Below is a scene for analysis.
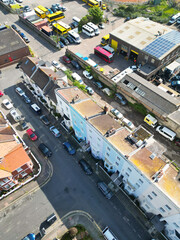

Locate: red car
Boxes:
[62,55,71,64]
[175,138,180,147]
[0,91,3,97]
[26,128,37,141]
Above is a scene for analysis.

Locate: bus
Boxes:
[82,0,99,7]
[53,23,67,35]
[57,21,71,32]
[101,34,109,46]
[94,46,113,63]
[46,11,65,22]
[68,30,81,44]
[37,5,49,15]
[34,7,46,18]
[82,24,95,37]
[87,22,99,35]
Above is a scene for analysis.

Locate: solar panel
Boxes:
[143,30,180,58]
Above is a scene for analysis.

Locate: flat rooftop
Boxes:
[73,99,103,118]
[89,114,121,135]
[0,28,27,56]
[130,146,180,206]
[108,128,136,156]
[57,87,88,103]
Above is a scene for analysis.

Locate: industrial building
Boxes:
[109,17,180,78]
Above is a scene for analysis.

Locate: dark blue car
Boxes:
[63,142,76,155]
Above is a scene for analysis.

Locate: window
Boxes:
[127,186,131,191]
[98,138,101,142]
[66,107,68,111]
[173,223,179,228]
[21,172,28,177]
[107,147,110,151]
[80,121,83,125]
[115,162,119,166]
[74,121,77,126]
[123,80,129,85]
[3,178,9,183]
[151,59,155,64]
[125,172,129,177]
[152,191,157,197]
[127,168,132,173]
[105,163,109,167]
[117,156,120,161]
[145,204,150,209]
[159,207,165,213]
[9,182,15,187]
[138,179,143,184]
[0,181,5,186]
[136,183,140,188]
[4,185,10,189]
[148,195,153,200]
[106,152,109,157]
[165,205,171,211]
[89,135,92,139]
[89,129,92,133]
[59,100,62,105]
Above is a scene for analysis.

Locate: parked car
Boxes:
[71,21,78,29]
[15,87,25,96]
[86,86,94,95]
[175,138,180,147]
[52,60,61,70]
[79,159,93,175]
[60,36,69,45]
[11,24,17,30]
[63,142,76,155]
[23,5,31,12]
[23,36,30,43]
[93,81,103,89]
[97,181,113,199]
[16,29,21,34]
[83,70,93,80]
[22,233,35,240]
[59,41,65,48]
[66,35,74,44]
[16,0,23,3]
[55,3,62,10]
[62,55,71,64]
[0,91,3,97]
[110,108,123,119]
[20,32,25,38]
[19,120,28,130]
[22,94,31,104]
[71,60,81,70]
[49,126,61,137]
[40,115,50,125]
[115,93,127,105]
[51,4,57,12]
[98,23,105,29]
[47,8,53,14]
[38,143,52,157]
[122,118,134,129]
[26,128,37,141]
[2,99,13,109]
[102,88,112,96]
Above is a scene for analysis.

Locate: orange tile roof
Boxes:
[0,144,32,172]
[0,169,12,179]
[0,141,19,158]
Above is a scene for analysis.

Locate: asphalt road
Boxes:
[0,66,152,240]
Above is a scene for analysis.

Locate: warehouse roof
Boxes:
[110,17,180,60]
[0,28,27,56]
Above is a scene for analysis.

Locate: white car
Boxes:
[102,88,112,96]
[16,0,23,2]
[15,87,25,96]
[83,70,93,80]
[2,99,13,109]
[72,72,84,85]
[122,118,134,129]
[52,60,61,70]
[110,108,123,119]
[86,86,94,95]
[49,126,61,137]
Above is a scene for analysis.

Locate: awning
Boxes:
[63,114,70,120]
[131,50,139,55]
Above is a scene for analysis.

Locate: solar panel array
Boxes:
[143,30,180,59]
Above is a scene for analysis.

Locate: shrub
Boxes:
[69,227,78,237]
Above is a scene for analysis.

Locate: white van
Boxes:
[30,103,41,114]
[72,16,80,23]
[168,13,180,24]
[68,30,81,44]
[72,72,84,85]
[82,25,95,37]
[87,22,100,35]
[156,126,176,141]
[10,108,22,122]
[103,227,118,240]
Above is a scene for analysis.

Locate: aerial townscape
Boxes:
[0,0,180,239]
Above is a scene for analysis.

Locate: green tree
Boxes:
[88,6,103,24]
[78,15,93,31]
